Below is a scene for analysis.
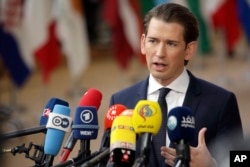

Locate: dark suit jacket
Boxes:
[108,71,243,167]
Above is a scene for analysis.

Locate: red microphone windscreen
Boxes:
[104,104,127,130]
[78,88,102,110]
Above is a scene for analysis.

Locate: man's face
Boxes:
[141,18,196,86]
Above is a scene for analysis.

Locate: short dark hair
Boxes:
[143,3,199,45]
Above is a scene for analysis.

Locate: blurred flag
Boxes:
[54,0,90,81]
[208,0,241,53]
[24,0,61,84]
[0,0,31,87]
[173,0,212,54]
[103,0,144,70]
[139,0,155,16]
[237,0,250,44]
[153,0,171,5]
[187,0,211,55]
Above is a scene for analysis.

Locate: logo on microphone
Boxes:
[181,116,195,128]
[52,116,70,128]
[106,106,119,121]
[138,104,156,121]
[43,108,51,117]
[80,109,93,123]
[167,115,177,131]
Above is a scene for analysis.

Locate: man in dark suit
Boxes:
[108,3,243,167]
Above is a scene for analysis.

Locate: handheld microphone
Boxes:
[59,88,102,162]
[78,88,102,107]
[40,98,69,126]
[167,106,195,167]
[44,104,72,166]
[39,98,69,165]
[95,104,127,167]
[109,113,136,167]
[102,104,127,150]
[73,106,98,154]
[132,100,162,167]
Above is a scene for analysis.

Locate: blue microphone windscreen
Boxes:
[40,98,69,126]
[44,104,71,155]
[167,106,195,143]
[72,106,99,140]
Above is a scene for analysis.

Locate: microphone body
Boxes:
[167,106,195,167]
[44,104,72,166]
[73,107,99,140]
[73,106,99,158]
[40,98,69,126]
[59,132,76,162]
[40,98,69,166]
[96,104,127,167]
[101,104,127,150]
[60,88,102,162]
[104,104,127,131]
[109,114,136,167]
[132,100,162,167]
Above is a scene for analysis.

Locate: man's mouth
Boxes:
[152,62,167,71]
[153,62,166,66]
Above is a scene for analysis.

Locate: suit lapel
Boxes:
[136,77,149,101]
[183,71,201,115]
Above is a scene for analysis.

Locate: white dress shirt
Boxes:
[147,68,190,146]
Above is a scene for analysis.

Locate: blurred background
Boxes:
[0,0,249,166]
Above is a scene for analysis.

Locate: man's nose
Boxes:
[155,43,166,57]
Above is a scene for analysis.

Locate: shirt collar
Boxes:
[148,68,190,95]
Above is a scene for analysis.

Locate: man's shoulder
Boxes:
[188,71,233,95]
[197,77,232,94]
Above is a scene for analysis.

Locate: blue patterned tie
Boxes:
[152,88,171,166]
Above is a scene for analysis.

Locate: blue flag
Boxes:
[237,0,250,44]
[0,24,30,87]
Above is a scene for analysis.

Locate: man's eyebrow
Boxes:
[147,36,180,43]
[146,36,182,45]
[146,36,157,39]
[166,40,180,44]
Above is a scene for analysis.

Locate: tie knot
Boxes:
[158,88,171,98]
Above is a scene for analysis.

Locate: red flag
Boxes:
[55,0,90,82]
[34,21,61,84]
[103,0,145,70]
[25,0,61,84]
[211,0,241,52]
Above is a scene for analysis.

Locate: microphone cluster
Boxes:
[0,88,196,167]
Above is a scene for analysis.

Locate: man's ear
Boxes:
[184,41,197,61]
[141,34,146,55]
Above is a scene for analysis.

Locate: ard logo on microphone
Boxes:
[230,151,250,167]
[80,109,94,123]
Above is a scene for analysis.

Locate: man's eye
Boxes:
[148,39,156,43]
[168,42,177,47]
